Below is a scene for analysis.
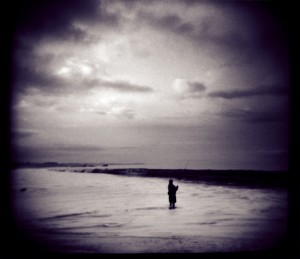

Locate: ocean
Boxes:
[10,166,288,253]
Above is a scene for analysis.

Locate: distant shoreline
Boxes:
[13,162,288,189]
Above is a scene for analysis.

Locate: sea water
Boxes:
[10,167,288,253]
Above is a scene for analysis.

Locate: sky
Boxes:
[10,0,290,170]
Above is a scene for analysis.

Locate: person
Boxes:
[168,179,179,209]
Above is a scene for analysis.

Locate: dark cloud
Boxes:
[208,85,289,99]
[136,10,248,55]
[13,61,154,95]
[142,12,194,35]
[173,79,206,99]
[135,2,289,64]
[87,79,154,93]
[220,108,288,123]
[14,0,121,43]
[188,82,206,93]
[12,0,124,94]
[14,65,66,94]
[11,130,39,139]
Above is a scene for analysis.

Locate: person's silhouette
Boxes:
[168,179,179,209]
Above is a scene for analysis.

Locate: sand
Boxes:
[9,167,288,254]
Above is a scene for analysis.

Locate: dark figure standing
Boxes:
[168,179,179,209]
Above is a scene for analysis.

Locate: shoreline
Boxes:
[13,164,288,189]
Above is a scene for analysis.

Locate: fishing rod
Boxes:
[176,159,190,186]
[184,159,190,170]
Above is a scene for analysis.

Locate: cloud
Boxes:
[136,10,247,55]
[14,59,154,95]
[54,58,154,93]
[109,106,135,119]
[135,2,289,65]
[208,85,288,99]
[12,0,127,93]
[79,104,136,119]
[14,0,121,43]
[139,12,194,35]
[89,79,154,93]
[172,79,206,99]
[79,107,107,115]
[11,130,39,139]
[220,108,288,123]
[14,65,67,94]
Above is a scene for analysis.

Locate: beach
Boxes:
[10,166,288,254]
